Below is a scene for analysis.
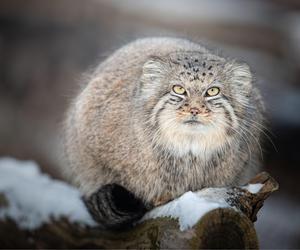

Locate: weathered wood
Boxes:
[225,172,279,222]
[0,172,278,249]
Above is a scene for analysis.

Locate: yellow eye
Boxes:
[172,85,186,95]
[206,87,220,97]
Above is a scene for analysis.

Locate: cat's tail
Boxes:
[83,184,149,230]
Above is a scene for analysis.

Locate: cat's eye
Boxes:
[206,87,220,97]
[172,85,186,95]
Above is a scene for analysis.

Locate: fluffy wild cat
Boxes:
[63,37,264,229]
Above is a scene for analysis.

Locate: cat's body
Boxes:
[63,37,264,228]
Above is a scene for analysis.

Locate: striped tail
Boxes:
[83,184,149,230]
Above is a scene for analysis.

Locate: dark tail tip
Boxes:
[83,184,149,230]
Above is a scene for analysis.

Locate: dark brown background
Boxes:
[0,0,300,248]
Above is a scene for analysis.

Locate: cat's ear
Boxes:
[142,56,167,81]
[228,61,253,92]
[139,56,167,99]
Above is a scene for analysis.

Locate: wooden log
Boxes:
[0,172,278,249]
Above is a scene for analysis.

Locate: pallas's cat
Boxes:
[63,37,264,229]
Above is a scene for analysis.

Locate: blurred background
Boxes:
[0,0,299,248]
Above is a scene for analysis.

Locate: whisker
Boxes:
[212,95,277,152]
[215,119,254,162]
[235,117,278,152]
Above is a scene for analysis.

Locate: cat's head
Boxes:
[138,51,253,157]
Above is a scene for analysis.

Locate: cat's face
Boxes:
[139,52,253,156]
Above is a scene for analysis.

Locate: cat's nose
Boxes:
[190,107,200,116]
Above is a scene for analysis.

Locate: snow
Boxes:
[142,183,267,231]
[242,183,264,194]
[0,157,95,229]
[1,157,229,232]
[0,157,265,232]
[141,188,229,231]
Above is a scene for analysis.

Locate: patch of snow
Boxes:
[0,157,267,232]
[0,157,95,229]
[141,189,229,231]
[242,183,264,194]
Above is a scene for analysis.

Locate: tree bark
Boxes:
[0,172,278,249]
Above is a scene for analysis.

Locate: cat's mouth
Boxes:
[183,120,201,125]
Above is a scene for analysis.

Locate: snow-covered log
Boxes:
[0,158,278,249]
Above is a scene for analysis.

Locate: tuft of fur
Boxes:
[63,37,264,224]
